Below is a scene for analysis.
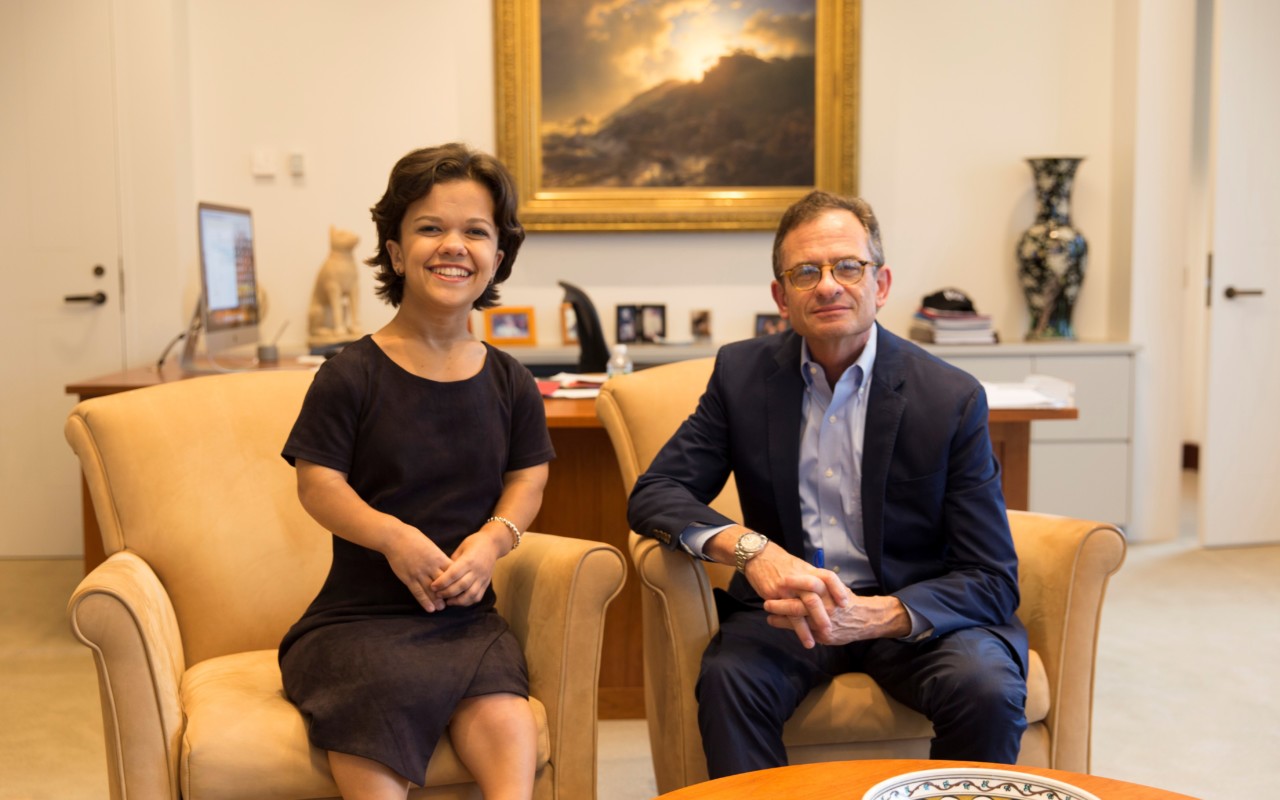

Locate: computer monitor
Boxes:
[559,281,609,373]
[182,202,261,371]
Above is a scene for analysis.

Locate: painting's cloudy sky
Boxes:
[540,0,816,128]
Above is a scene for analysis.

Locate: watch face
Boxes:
[735,531,768,572]
[739,532,767,553]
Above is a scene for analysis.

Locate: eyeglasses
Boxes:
[779,258,878,291]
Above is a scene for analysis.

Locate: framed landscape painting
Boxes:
[494,0,860,231]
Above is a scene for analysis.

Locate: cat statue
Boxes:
[307,226,362,346]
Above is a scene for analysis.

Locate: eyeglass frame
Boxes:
[778,257,881,291]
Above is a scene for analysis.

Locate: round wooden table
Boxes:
[654,760,1200,800]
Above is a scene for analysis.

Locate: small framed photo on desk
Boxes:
[691,309,712,341]
[640,304,667,343]
[483,306,537,346]
[616,304,639,344]
[755,313,789,337]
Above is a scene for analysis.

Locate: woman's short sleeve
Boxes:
[281,361,362,473]
[503,360,556,473]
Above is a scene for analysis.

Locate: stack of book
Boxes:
[909,307,997,345]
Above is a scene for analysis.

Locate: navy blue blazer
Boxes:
[628,324,1027,670]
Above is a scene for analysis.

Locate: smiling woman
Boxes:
[274,142,553,798]
[494,0,861,230]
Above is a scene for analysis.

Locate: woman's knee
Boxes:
[454,693,533,729]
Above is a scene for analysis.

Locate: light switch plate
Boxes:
[251,148,277,178]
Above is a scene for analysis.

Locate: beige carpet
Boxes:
[2,472,1275,800]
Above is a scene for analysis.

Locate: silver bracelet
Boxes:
[488,515,522,551]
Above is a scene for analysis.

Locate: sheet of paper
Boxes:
[550,387,602,399]
[982,381,1070,409]
[547,372,608,385]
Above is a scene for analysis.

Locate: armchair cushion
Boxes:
[178,650,550,799]
[783,650,1048,748]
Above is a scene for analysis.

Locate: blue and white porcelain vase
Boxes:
[1016,157,1088,340]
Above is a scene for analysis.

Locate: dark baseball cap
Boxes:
[922,288,976,312]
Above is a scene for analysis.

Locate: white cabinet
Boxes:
[926,342,1138,529]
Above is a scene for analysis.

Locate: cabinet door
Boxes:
[1029,441,1130,526]
[1030,355,1133,441]
[939,356,1032,384]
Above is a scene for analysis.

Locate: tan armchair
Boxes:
[596,358,1126,793]
[66,369,625,800]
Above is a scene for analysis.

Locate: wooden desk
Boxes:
[655,759,1199,800]
[67,366,1075,719]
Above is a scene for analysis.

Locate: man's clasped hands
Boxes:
[741,539,912,648]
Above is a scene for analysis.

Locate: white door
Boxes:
[0,0,125,556]
[1201,0,1280,546]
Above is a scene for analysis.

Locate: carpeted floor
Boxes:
[1,472,1275,800]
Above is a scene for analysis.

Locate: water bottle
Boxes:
[606,344,633,378]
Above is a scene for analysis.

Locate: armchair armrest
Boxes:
[1009,510,1126,774]
[628,532,721,791]
[67,551,186,800]
[493,531,625,800]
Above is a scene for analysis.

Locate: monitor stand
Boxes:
[178,301,237,375]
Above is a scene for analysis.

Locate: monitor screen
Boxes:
[196,202,260,354]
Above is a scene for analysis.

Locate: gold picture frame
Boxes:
[483,306,538,346]
[494,0,860,231]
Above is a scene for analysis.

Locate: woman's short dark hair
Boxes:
[366,143,525,309]
[771,190,885,279]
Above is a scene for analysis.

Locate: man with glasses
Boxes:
[629,191,1027,777]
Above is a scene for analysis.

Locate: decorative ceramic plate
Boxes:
[862,767,1102,800]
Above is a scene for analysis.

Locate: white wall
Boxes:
[860,0,1119,344]
[1181,0,1215,447]
[109,0,1204,541]
[1125,0,1197,544]
[114,0,193,364]
[147,0,1124,359]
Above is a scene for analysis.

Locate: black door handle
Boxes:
[1223,286,1264,299]
[64,291,107,305]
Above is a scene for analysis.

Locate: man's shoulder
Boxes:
[716,330,796,368]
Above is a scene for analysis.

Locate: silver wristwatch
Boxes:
[734,531,769,573]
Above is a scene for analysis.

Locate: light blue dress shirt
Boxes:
[796,329,876,589]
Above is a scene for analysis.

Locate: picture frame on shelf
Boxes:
[755,313,789,337]
[640,304,667,343]
[483,306,537,346]
[493,0,860,231]
[616,304,639,344]
[560,302,578,345]
[691,309,712,341]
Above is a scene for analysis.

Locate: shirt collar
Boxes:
[799,324,878,392]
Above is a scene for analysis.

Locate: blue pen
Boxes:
[813,548,824,569]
